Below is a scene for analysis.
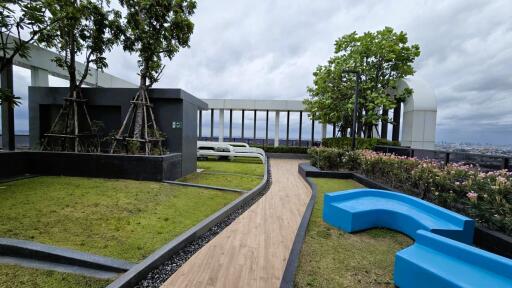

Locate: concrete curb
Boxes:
[280,164,512,287]
[280,164,400,288]
[279,163,318,288]
[0,238,134,273]
[267,152,309,159]
[0,174,39,184]
[107,156,271,288]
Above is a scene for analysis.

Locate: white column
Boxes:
[30,67,49,86]
[399,78,437,150]
[218,109,224,142]
[274,111,280,147]
[321,123,327,139]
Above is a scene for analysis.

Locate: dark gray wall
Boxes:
[28,87,208,177]
[0,151,182,182]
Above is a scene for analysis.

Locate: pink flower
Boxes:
[466,191,478,202]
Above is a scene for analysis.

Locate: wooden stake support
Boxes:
[110,86,164,155]
[41,90,98,153]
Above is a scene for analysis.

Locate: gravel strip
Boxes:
[135,162,272,288]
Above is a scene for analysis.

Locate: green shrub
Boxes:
[308,147,512,236]
[322,137,400,150]
[253,145,308,154]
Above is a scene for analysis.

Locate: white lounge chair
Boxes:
[197,141,265,162]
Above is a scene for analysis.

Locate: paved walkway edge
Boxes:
[107,157,270,288]
[279,163,396,288]
[279,164,319,288]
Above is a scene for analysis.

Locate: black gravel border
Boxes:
[136,170,271,288]
[107,158,271,288]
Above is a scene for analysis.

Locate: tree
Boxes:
[0,0,49,150]
[304,27,420,138]
[304,58,354,137]
[111,0,196,155]
[37,0,122,152]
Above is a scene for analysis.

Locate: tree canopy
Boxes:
[304,27,420,137]
[110,0,197,155]
[36,0,122,152]
[120,0,197,87]
[37,0,122,93]
[0,0,49,104]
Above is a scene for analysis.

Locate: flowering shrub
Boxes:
[308,147,512,235]
[322,137,399,150]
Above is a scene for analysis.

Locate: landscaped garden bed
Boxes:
[177,158,264,191]
[309,147,512,237]
[0,264,110,288]
[0,176,239,263]
[294,178,412,287]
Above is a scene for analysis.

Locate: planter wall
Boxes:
[0,151,182,182]
[28,87,207,177]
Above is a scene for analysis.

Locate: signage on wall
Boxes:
[172,121,182,129]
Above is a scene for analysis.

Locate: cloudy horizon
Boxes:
[5,0,512,145]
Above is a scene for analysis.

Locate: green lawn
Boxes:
[0,264,110,288]
[294,178,413,288]
[0,176,239,262]
[177,158,264,191]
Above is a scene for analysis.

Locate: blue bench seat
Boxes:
[395,230,512,288]
[323,189,474,244]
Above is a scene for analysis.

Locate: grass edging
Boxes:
[107,157,270,288]
[163,180,248,193]
[280,165,512,288]
[279,163,399,288]
[279,164,318,288]
[0,238,134,274]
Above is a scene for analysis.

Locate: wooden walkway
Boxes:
[162,159,311,288]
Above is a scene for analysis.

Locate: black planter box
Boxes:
[0,151,182,182]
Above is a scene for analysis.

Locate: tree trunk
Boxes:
[1,59,15,150]
[381,108,388,139]
[132,74,147,140]
[392,102,401,142]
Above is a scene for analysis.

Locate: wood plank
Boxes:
[162,159,311,288]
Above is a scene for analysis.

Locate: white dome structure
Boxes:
[397,77,437,150]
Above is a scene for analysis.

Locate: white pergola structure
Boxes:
[201,99,318,147]
[10,37,136,88]
[1,34,137,149]
[199,76,437,149]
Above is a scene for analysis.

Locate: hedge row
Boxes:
[308,147,512,236]
[322,137,400,150]
[253,145,308,154]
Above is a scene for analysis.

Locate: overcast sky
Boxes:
[8,0,512,145]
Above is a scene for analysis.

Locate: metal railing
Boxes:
[198,137,321,147]
[374,145,511,171]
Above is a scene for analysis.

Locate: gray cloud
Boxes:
[6,0,512,144]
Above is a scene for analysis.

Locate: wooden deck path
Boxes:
[162,158,311,288]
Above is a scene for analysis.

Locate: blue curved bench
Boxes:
[323,189,474,243]
[395,230,512,288]
[322,188,512,287]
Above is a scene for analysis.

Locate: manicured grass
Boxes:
[178,158,264,191]
[294,178,413,288]
[0,176,239,262]
[198,158,264,176]
[0,264,110,288]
